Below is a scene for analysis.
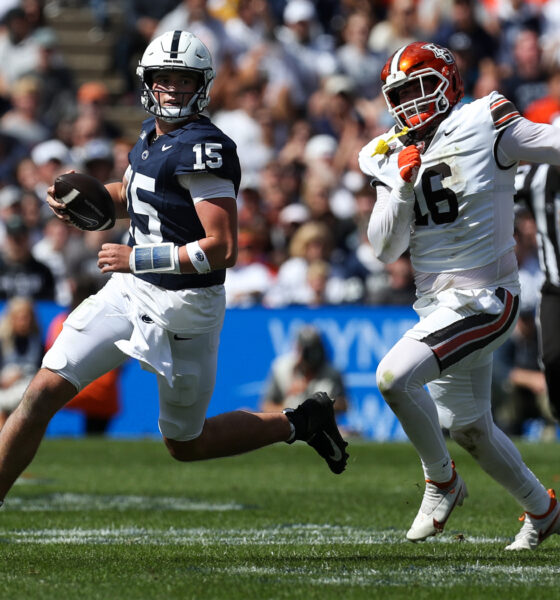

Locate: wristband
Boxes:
[129,243,182,274]
[186,240,211,274]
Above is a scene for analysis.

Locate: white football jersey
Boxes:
[359,91,522,274]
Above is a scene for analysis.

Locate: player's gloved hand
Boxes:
[398,145,421,184]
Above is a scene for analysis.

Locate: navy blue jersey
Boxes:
[127,115,241,290]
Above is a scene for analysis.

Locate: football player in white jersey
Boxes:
[359,41,560,550]
[0,31,348,514]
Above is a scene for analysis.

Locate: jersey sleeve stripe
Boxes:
[491,97,521,130]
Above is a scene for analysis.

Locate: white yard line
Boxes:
[3,493,244,512]
[0,525,557,586]
[0,524,509,546]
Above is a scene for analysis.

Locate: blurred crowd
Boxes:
[0,0,559,436]
[1,0,559,308]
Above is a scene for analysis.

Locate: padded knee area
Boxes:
[449,413,495,460]
[450,423,487,455]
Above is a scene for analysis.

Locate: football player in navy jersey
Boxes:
[359,42,560,550]
[0,31,348,512]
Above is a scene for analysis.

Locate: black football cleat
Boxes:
[284,392,349,474]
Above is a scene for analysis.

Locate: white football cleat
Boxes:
[406,465,468,542]
[505,489,560,551]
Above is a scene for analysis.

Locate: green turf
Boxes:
[0,438,559,599]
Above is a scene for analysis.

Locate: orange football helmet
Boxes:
[381,42,464,136]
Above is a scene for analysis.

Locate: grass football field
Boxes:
[0,437,558,599]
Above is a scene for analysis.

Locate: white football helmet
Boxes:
[136,30,215,122]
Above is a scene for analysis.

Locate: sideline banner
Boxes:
[12,303,416,440]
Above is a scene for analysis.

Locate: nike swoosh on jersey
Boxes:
[324,432,343,461]
[173,334,192,340]
[162,144,173,151]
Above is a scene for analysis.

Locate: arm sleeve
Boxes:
[497,117,560,166]
[367,182,415,264]
[177,173,236,204]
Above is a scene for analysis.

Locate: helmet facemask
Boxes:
[383,69,450,133]
[139,67,212,123]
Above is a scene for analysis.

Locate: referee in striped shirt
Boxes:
[514,129,560,423]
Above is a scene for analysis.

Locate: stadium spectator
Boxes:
[31,215,77,306]
[523,68,560,124]
[110,137,135,181]
[541,0,560,68]
[0,297,43,430]
[335,10,386,100]
[345,183,388,301]
[224,0,271,61]
[501,28,548,114]
[152,0,237,71]
[224,228,275,307]
[236,179,272,255]
[31,27,77,130]
[30,138,73,200]
[0,7,45,93]
[213,78,274,184]
[0,186,23,245]
[433,0,499,73]
[0,132,29,188]
[368,253,417,306]
[73,80,122,140]
[261,325,348,415]
[114,0,182,95]
[19,190,44,245]
[79,138,115,184]
[265,219,358,306]
[368,0,422,57]
[65,229,117,289]
[491,0,542,73]
[274,0,337,113]
[0,75,50,146]
[0,215,55,301]
[277,118,313,166]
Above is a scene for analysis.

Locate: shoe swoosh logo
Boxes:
[173,334,192,340]
[324,432,343,461]
[538,510,560,543]
[432,485,462,532]
[162,144,173,151]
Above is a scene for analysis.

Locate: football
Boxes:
[54,172,116,231]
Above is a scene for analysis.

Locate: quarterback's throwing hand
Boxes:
[398,145,422,184]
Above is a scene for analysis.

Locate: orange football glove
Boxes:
[398,145,422,184]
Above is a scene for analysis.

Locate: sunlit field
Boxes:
[0,438,558,599]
